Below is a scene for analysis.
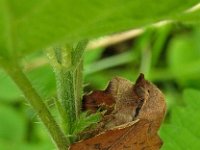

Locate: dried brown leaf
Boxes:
[70,73,166,150]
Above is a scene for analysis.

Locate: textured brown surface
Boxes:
[70,119,162,150]
[82,90,115,114]
[70,74,166,150]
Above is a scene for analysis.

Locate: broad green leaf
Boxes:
[179,89,200,137]
[161,124,200,150]
[0,0,12,59]
[160,89,200,149]
[175,8,200,24]
[0,0,199,60]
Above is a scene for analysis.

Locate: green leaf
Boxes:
[167,29,200,88]
[0,0,199,60]
[72,40,88,67]
[0,0,12,59]
[160,89,200,149]
[175,8,200,24]
[161,124,200,150]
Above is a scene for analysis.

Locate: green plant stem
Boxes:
[56,68,76,135]
[74,61,83,117]
[4,63,69,150]
[72,40,88,118]
[46,46,77,141]
[46,41,87,143]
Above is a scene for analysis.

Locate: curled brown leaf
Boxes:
[70,73,166,150]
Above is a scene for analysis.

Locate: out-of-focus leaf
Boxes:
[167,30,200,88]
[0,139,54,150]
[0,2,9,59]
[0,0,199,60]
[84,48,103,65]
[0,65,55,101]
[175,9,200,24]
[160,89,200,149]
[161,124,200,150]
[27,65,56,98]
[0,105,26,142]
[0,70,22,101]
[84,51,135,75]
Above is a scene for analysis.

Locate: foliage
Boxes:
[0,0,199,60]
[0,0,200,150]
[161,89,200,149]
[72,112,101,136]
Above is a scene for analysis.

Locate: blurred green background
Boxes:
[1,23,200,149]
[1,0,200,149]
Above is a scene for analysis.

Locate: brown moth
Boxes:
[70,74,166,150]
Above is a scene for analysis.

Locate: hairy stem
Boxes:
[46,41,87,142]
[4,63,69,150]
[46,46,77,141]
[56,68,76,135]
[74,61,83,117]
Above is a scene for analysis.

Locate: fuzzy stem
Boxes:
[74,61,83,117]
[56,68,76,135]
[4,63,69,150]
[46,46,77,141]
[46,41,87,142]
[72,40,88,118]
